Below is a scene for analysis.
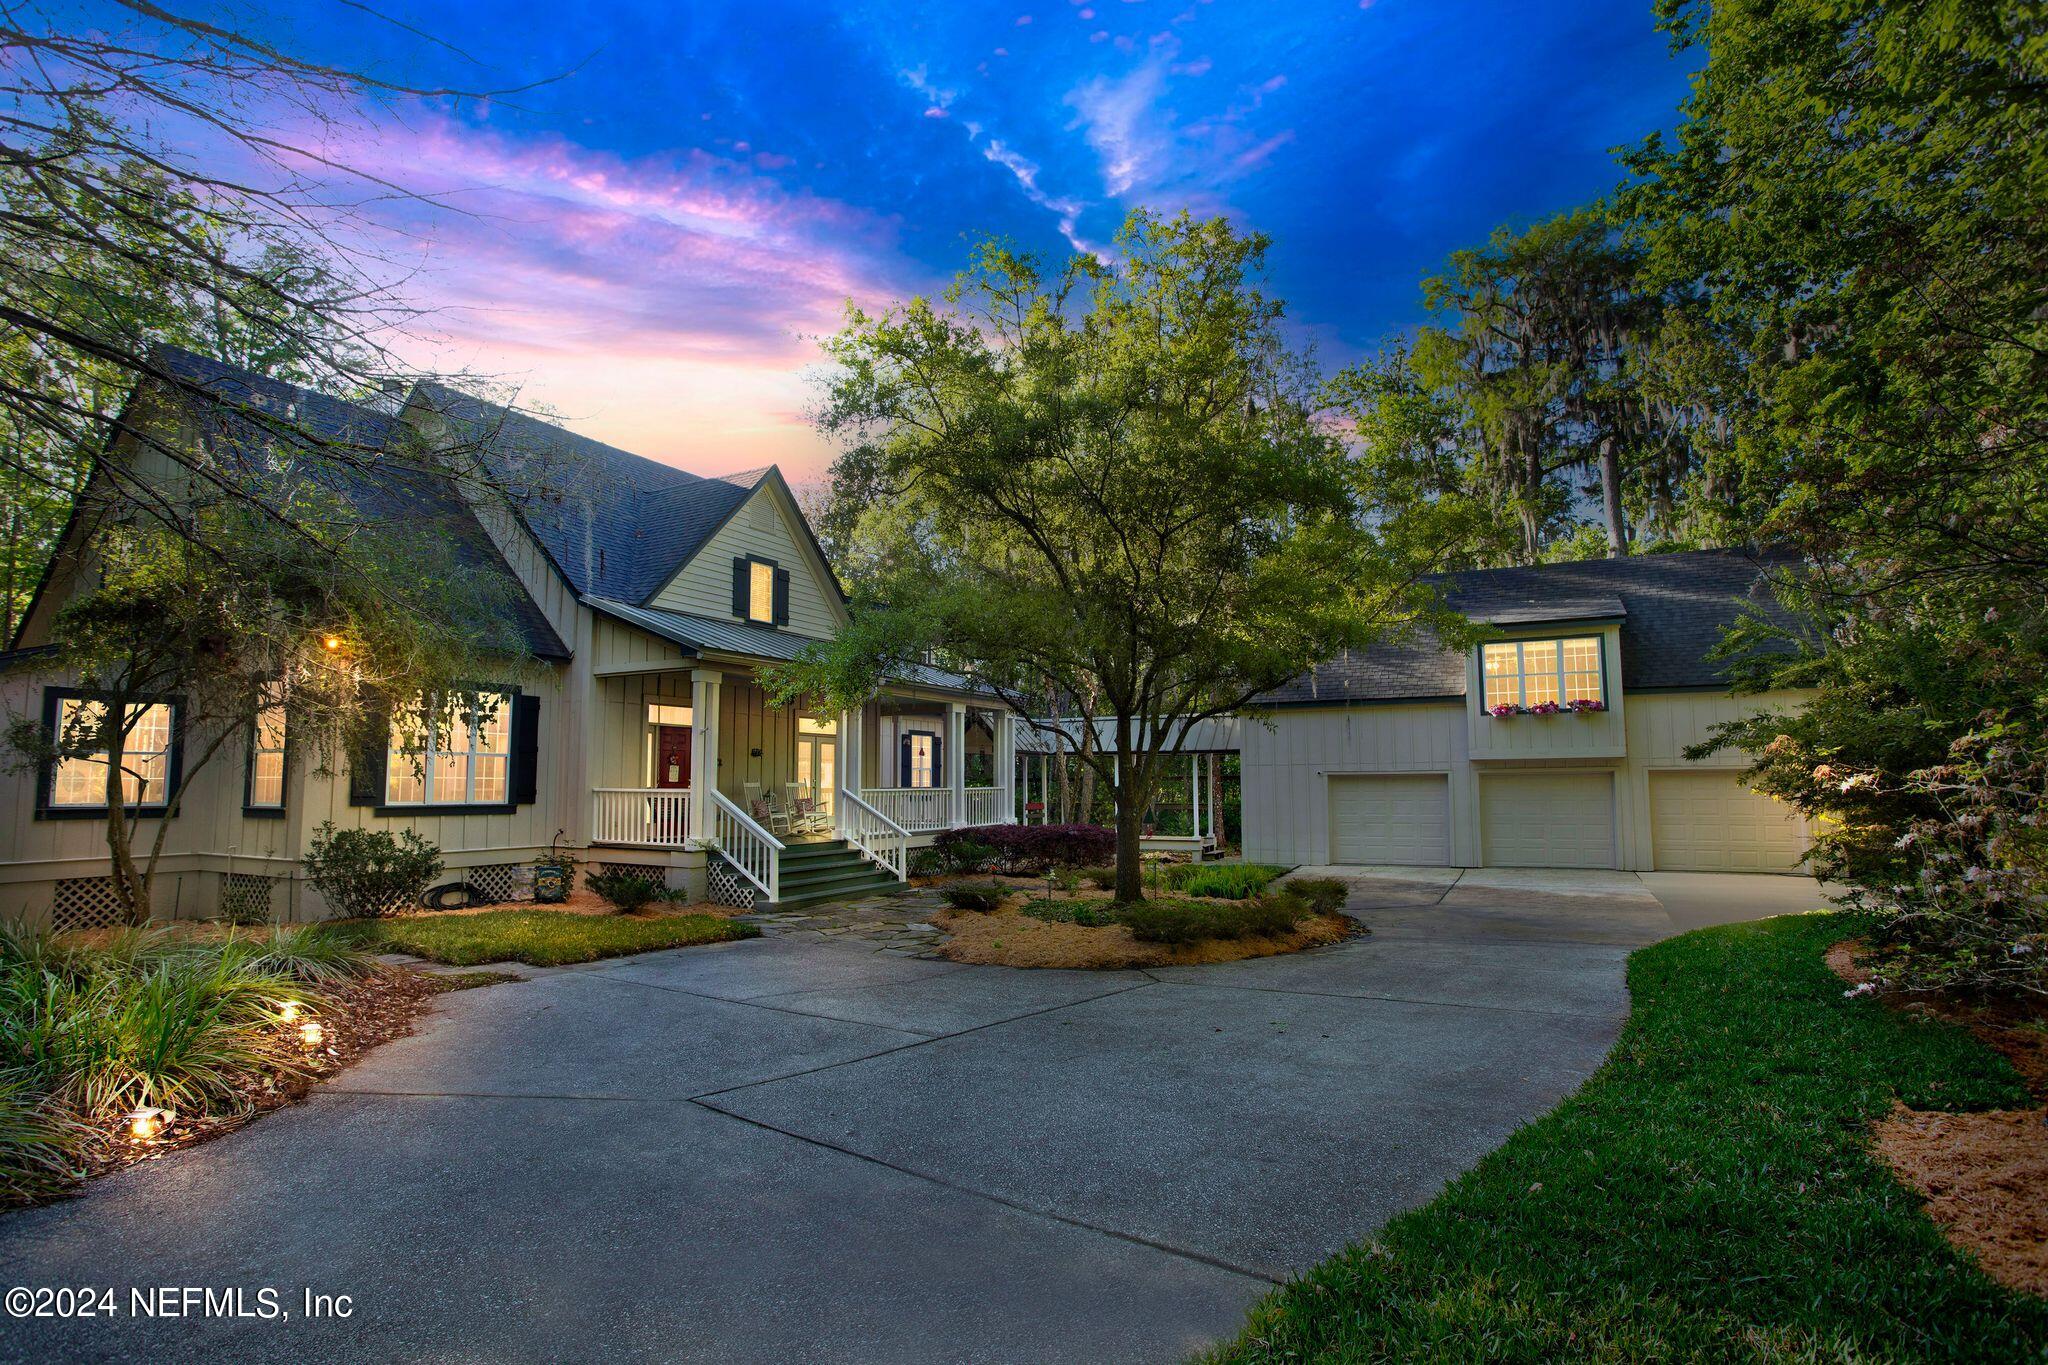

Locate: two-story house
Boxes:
[0,349,1013,931]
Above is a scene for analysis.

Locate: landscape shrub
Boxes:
[1285,877,1350,915]
[941,882,1008,912]
[303,823,444,919]
[907,847,945,879]
[586,870,661,914]
[937,839,998,875]
[933,823,1116,875]
[1076,865,1118,890]
[1019,897,1119,927]
[1152,862,1287,900]
[1124,891,1310,944]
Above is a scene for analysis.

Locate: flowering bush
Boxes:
[1487,703,1519,719]
[1568,698,1606,715]
[931,823,1116,874]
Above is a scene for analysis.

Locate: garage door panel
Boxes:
[1651,770,1808,872]
[1329,774,1450,866]
[1480,772,1616,869]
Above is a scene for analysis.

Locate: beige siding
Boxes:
[646,484,845,636]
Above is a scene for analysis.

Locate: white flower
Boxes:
[1843,982,1878,999]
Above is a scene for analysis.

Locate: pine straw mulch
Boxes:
[1830,938,2048,1298]
[33,964,466,1206]
[932,882,1358,970]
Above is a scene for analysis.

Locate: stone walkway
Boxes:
[736,885,952,955]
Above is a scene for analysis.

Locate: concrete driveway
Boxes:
[0,871,1823,1363]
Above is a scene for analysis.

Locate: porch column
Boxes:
[994,709,1017,823]
[688,668,722,845]
[835,703,862,825]
[1190,754,1201,847]
[946,700,967,827]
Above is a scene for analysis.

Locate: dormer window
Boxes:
[1481,636,1604,711]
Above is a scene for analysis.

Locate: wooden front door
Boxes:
[656,725,692,789]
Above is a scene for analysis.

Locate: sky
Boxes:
[210,0,1695,483]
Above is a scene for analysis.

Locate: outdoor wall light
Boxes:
[321,635,344,652]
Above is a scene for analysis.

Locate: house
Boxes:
[1015,549,1814,874]
[0,349,1015,931]
[1234,548,1813,872]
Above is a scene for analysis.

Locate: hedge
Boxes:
[931,823,1116,874]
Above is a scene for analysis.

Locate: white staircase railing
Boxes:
[963,785,1006,827]
[859,786,953,832]
[590,788,692,849]
[709,788,783,902]
[838,789,909,882]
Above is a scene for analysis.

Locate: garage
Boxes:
[1480,771,1616,869]
[1650,769,1809,872]
[1327,773,1451,866]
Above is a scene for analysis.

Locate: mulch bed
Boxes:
[47,966,439,1202]
[1830,938,2048,1297]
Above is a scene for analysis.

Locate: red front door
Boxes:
[656,725,692,789]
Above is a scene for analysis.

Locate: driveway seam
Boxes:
[1138,976,1626,1021]
[554,963,942,1038]
[689,1096,1285,1287]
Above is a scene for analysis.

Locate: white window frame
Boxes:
[49,696,176,809]
[246,685,287,810]
[384,690,512,807]
[1480,636,1606,711]
[746,559,775,624]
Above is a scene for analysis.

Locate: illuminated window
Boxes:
[49,695,175,808]
[747,560,775,623]
[1480,637,1605,710]
[247,686,287,809]
[385,691,511,806]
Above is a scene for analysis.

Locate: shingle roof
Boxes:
[585,598,990,694]
[411,384,756,604]
[144,348,569,660]
[1259,548,1800,705]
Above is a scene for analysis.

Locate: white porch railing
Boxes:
[591,788,692,849]
[710,788,783,901]
[838,789,909,881]
[963,785,1007,827]
[860,787,954,832]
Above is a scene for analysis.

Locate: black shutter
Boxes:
[347,714,390,806]
[34,687,61,812]
[772,566,790,627]
[731,557,749,617]
[509,693,540,805]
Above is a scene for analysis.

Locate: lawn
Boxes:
[338,910,756,967]
[1205,912,2048,1362]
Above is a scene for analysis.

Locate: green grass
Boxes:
[1205,912,2048,1363]
[338,910,756,967]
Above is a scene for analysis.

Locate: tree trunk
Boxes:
[99,724,149,925]
[1111,713,1144,903]
[1598,436,1629,557]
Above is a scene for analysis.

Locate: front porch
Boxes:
[583,664,1015,905]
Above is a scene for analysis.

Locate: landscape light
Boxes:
[298,1020,326,1047]
[277,1000,302,1025]
[127,1107,171,1141]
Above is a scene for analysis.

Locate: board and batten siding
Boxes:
[1239,687,1814,872]
[646,484,846,638]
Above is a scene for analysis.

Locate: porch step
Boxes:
[752,839,907,910]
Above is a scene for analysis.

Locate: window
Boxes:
[246,686,287,810]
[747,559,775,623]
[902,730,939,788]
[384,691,511,806]
[48,695,176,810]
[1480,636,1605,710]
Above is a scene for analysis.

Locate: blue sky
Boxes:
[232,0,1694,478]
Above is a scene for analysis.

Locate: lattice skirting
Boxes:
[220,872,280,925]
[51,876,126,932]
[463,862,528,904]
[594,861,666,884]
[707,856,757,910]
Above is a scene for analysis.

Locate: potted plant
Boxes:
[1487,703,1520,719]
[532,830,580,904]
[1527,701,1563,716]
[1568,698,1607,715]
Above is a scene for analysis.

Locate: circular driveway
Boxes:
[0,871,1809,1362]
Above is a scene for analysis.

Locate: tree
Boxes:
[1626,0,2048,992]
[775,210,1469,902]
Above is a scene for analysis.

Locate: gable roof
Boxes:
[1259,547,1801,705]
[14,347,570,660]
[410,384,779,606]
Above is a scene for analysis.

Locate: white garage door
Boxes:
[1328,774,1451,866]
[1480,772,1616,869]
[1650,770,1809,872]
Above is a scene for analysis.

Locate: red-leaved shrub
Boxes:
[932,823,1115,874]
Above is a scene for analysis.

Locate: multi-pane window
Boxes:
[1480,637,1605,710]
[385,691,511,806]
[247,687,287,809]
[747,560,775,623]
[51,697,174,807]
[903,731,938,788]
